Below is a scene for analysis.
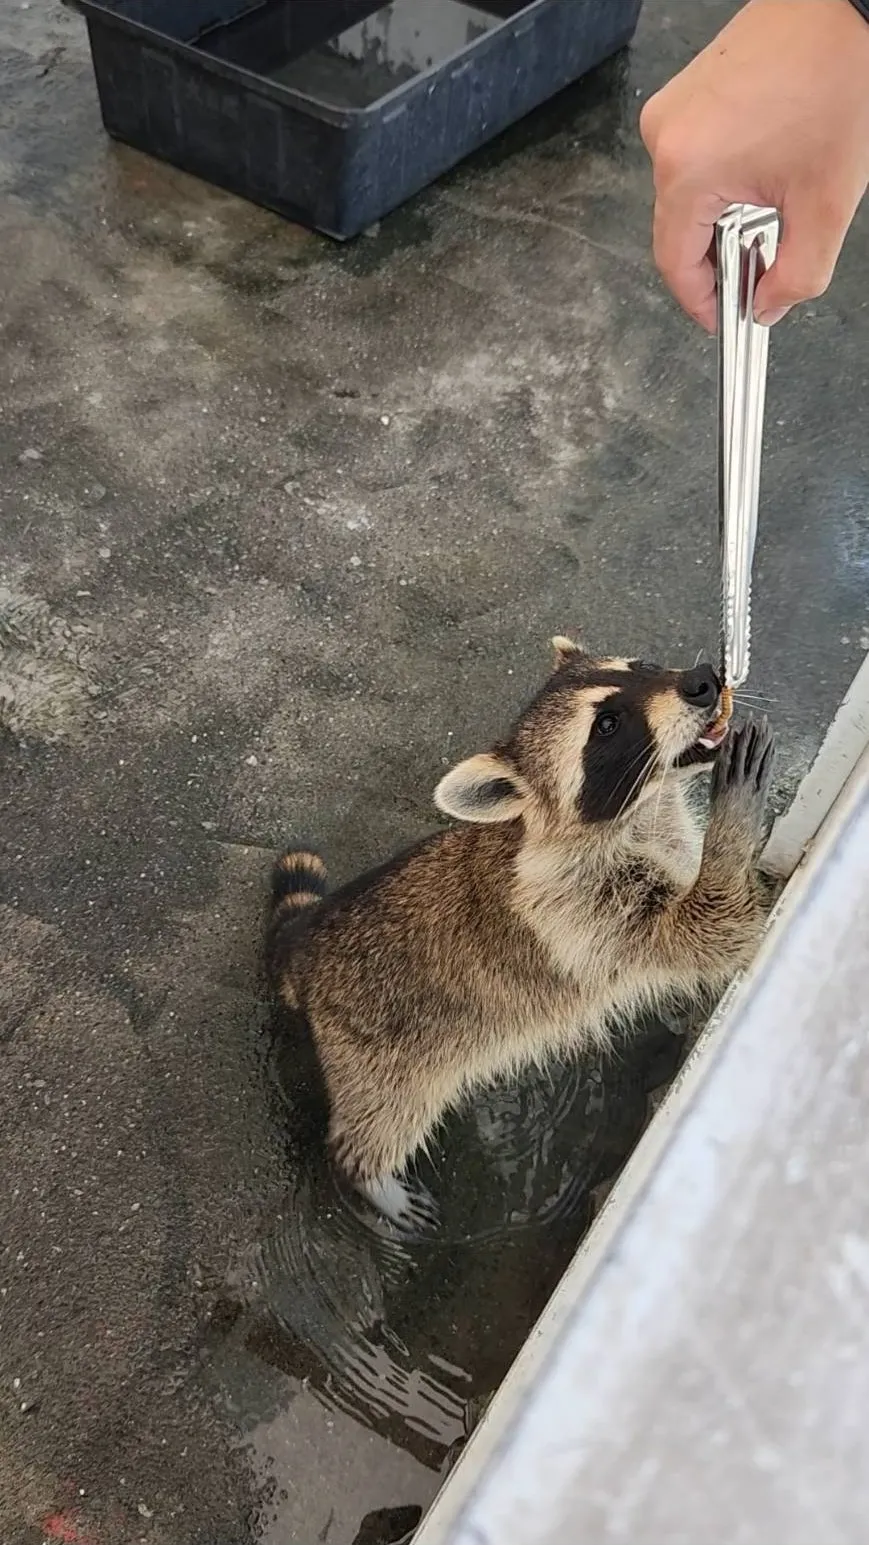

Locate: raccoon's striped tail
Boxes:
[265,849,327,981]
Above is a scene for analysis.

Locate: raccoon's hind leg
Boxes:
[328,1086,443,1236]
[356,1173,440,1235]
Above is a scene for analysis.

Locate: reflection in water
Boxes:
[275,0,526,109]
[205,1014,687,1541]
[198,1,528,111]
[247,1160,469,1455]
[351,1507,422,1545]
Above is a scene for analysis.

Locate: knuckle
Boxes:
[638,93,664,151]
[775,253,836,305]
[643,113,699,191]
[649,134,685,190]
[789,270,831,303]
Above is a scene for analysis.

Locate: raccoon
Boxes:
[266,637,774,1230]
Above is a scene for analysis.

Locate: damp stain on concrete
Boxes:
[0,576,101,742]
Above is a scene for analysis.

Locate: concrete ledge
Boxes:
[762,651,869,880]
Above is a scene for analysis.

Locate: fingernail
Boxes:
[755,306,790,327]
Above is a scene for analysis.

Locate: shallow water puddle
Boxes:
[200,1016,686,1543]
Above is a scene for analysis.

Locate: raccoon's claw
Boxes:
[711,716,775,805]
[709,716,775,851]
[397,1181,440,1238]
[357,1173,440,1238]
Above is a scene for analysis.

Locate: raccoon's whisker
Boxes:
[609,745,654,820]
[613,749,654,818]
[615,743,656,803]
[644,744,667,839]
[634,760,661,822]
[651,756,673,839]
[615,746,660,824]
[637,749,664,811]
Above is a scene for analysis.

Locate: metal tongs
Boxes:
[716,203,780,698]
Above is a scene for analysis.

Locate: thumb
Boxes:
[754,187,848,325]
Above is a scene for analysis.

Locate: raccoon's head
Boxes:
[435,635,730,832]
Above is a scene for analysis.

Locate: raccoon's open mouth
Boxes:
[675,707,731,768]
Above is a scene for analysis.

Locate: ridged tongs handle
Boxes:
[716,203,780,691]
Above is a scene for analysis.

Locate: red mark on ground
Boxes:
[41,1513,95,1545]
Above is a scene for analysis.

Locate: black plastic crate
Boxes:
[67,0,643,239]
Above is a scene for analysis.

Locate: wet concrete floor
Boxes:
[1,1,868,1542]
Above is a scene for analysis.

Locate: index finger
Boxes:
[652,190,730,332]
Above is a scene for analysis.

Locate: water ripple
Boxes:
[225,1017,685,1470]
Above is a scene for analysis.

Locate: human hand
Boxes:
[639,0,869,331]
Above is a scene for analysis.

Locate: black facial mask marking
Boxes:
[578,692,656,823]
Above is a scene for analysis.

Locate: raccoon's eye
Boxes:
[594,711,620,738]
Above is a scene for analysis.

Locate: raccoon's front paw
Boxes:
[710,716,775,841]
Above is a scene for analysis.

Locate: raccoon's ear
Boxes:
[434,752,528,825]
[551,634,582,670]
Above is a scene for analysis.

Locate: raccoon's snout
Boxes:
[672,664,730,768]
[678,665,720,711]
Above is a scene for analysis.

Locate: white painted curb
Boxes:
[761,651,869,879]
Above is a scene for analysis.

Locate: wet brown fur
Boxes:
[266,638,773,1197]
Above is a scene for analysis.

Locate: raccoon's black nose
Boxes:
[680,665,720,710]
